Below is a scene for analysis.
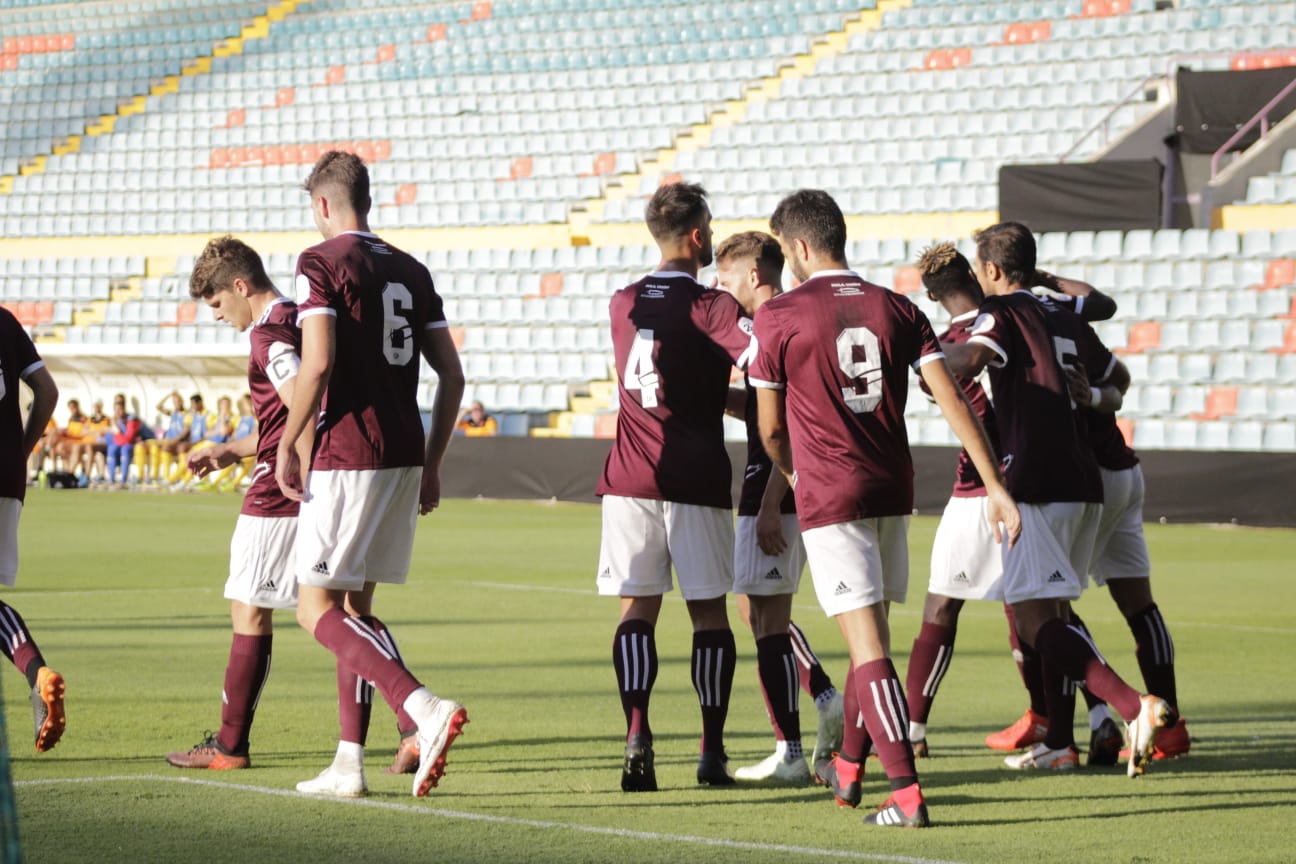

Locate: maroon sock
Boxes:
[337,662,374,746]
[788,620,834,700]
[840,665,870,763]
[1067,611,1107,712]
[312,608,421,716]
[755,634,800,742]
[0,602,45,688]
[1006,605,1048,716]
[853,659,917,787]
[904,622,955,725]
[364,616,416,735]
[691,629,735,755]
[612,619,656,741]
[1126,603,1178,710]
[217,633,272,754]
[756,669,785,742]
[1033,617,1141,721]
[1041,660,1077,751]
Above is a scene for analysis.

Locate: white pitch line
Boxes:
[15,774,967,864]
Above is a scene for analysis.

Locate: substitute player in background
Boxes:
[277,151,467,798]
[597,182,757,792]
[752,190,1020,828]
[715,231,842,785]
[0,305,66,754]
[942,221,1175,777]
[165,237,302,771]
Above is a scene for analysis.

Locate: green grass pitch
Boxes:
[3,489,1294,863]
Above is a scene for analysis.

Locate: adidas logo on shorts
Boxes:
[833,581,851,597]
[953,570,969,583]
[262,578,278,591]
[1047,570,1065,583]
[599,568,612,579]
[312,561,330,576]
[764,567,782,580]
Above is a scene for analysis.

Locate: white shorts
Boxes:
[226,514,299,609]
[1090,466,1152,585]
[0,498,20,587]
[1000,502,1101,605]
[928,495,1003,601]
[802,516,910,617]
[733,514,806,596]
[596,495,734,601]
[296,467,421,592]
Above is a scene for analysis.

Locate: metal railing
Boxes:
[1210,76,1296,179]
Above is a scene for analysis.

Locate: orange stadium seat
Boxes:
[209,148,231,169]
[1194,387,1239,421]
[373,140,392,161]
[594,413,618,439]
[1,54,18,72]
[1116,417,1135,447]
[539,273,564,297]
[1080,0,1131,18]
[1264,259,1295,290]
[1122,321,1162,354]
[224,109,245,128]
[299,142,322,163]
[590,153,616,176]
[325,65,345,86]
[424,23,447,42]
[176,303,198,325]
[448,327,466,350]
[893,265,921,295]
[470,2,492,22]
[276,87,295,108]
[12,302,35,325]
[394,184,417,206]
[1277,322,1296,354]
[375,44,396,64]
[1005,22,1051,44]
[660,173,683,187]
[509,157,533,181]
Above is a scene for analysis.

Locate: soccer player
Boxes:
[597,181,757,792]
[165,236,303,771]
[714,231,842,785]
[0,305,66,753]
[902,244,1123,763]
[277,151,468,799]
[751,190,1020,827]
[940,221,1175,777]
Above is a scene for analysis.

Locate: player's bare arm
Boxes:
[189,432,258,477]
[755,466,789,556]
[276,314,334,501]
[920,358,1021,548]
[755,386,795,485]
[723,385,747,419]
[940,340,997,379]
[21,365,58,457]
[418,326,466,515]
[1066,361,1126,413]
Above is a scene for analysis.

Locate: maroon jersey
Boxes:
[243,297,301,518]
[750,271,943,530]
[295,231,446,471]
[967,290,1102,504]
[596,272,757,508]
[934,310,999,498]
[0,307,43,502]
[1036,297,1139,472]
[737,377,796,518]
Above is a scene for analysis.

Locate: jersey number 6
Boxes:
[382,282,415,367]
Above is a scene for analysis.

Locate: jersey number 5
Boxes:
[1052,336,1079,408]
[837,326,883,414]
[382,282,415,366]
[623,328,659,408]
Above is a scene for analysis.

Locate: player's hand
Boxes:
[985,486,1021,550]
[419,469,441,515]
[276,441,304,502]
[756,502,787,556]
[187,444,225,477]
[1065,362,1091,405]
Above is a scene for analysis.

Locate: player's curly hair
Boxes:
[973,221,1036,287]
[189,235,272,300]
[645,181,709,242]
[916,241,977,300]
[715,231,784,277]
[303,150,371,214]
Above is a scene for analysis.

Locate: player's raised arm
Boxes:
[1033,270,1117,322]
[920,358,1020,548]
[418,326,466,514]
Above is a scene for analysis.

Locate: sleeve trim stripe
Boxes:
[912,352,945,371]
[296,308,336,323]
[749,378,785,390]
[424,321,449,330]
[1096,354,1118,384]
[19,360,45,380]
[967,334,1008,366]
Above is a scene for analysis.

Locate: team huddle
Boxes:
[0,159,1184,827]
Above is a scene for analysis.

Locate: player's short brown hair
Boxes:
[974,221,1036,287]
[303,150,371,214]
[644,181,709,242]
[769,189,847,261]
[716,231,784,277]
[189,235,273,300]
[917,242,978,300]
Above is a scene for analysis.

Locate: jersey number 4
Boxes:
[623,328,660,408]
[837,326,883,414]
[382,282,415,366]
